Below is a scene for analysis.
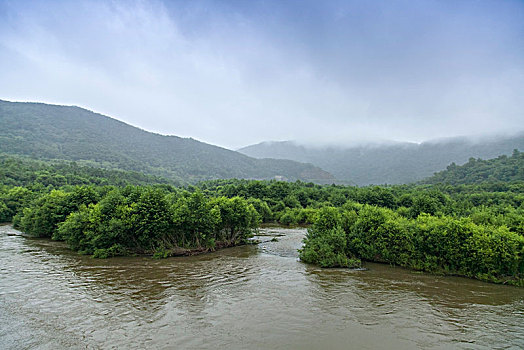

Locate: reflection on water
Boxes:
[1,224,523,349]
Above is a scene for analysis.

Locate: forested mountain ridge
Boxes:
[422,149,524,185]
[238,135,524,185]
[0,100,334,183]
[0,153,176,188]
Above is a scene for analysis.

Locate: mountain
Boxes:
[421,149,524,185]
[0,100,334,183]
[238,135,524,185]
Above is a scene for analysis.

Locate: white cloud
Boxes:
[0,0,523,148]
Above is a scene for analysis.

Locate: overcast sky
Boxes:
[1,0,523,149]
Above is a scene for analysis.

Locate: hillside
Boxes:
[238,135,524,185]
[0,100,334,183]
[0,153,176,188]
[421,150,524,185]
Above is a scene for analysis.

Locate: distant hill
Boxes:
[238,135,524,185]
[0,100,334,183]
[421,149,524,185]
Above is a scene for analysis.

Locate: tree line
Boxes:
[299,205,523,286]
[422,149,524,185]
[1,155,523,285]
[11,186,259,258]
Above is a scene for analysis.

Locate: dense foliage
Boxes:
[196,178,524,285]
[239,137,524,185]
[0,153,174,224]
[0,157,259,257]
[422,149,524,185]
[0,99,333,183]
[197,179,524,232]
[13,186,259,258]
[299,205,523,286]
[2,151,523,285]
[1,153,176,187]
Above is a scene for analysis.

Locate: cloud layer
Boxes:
[1,0,523,148]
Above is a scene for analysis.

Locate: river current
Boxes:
[0,224,523,349]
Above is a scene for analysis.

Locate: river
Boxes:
[0,224,523,349]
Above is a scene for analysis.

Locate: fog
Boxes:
[1,0,523,149]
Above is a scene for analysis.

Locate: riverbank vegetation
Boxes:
[13,186,259,258]
[300,206,523,285]
[198,178,523,285]
[0,155,260,257]
[1,152,522,285]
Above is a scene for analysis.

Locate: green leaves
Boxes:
[300,203,523,285]
[21,187,261,257]
[300,226,354,268]
[424,149,524,185]
[300,207,361,268]
[211,196,260,243]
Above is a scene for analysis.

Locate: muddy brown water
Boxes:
[1,224,523,349]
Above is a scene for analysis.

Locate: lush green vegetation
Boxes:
[0,99,333,183]
[0,155,260,257]
[196,178,524,285]
[1,149,522,285]
[1,155,259,258]
[300,205,523,286]
[0,153,176,223]
[1,153,176,188]
[422,149,524,185]
[13,186,259,258]
[197,179,524,232]
[239,136,524,185]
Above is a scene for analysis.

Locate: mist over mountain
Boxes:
[238,134,524,186]
[0,100,333,183]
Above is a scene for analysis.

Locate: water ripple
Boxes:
[1,224,523,349]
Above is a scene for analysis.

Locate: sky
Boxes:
[0,0,523,149]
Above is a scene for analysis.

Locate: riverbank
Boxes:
[300,206,524,287]
[2,224,254,259]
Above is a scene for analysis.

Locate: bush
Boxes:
[300,204,523,285]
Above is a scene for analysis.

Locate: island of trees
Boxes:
[1,151,523,286]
